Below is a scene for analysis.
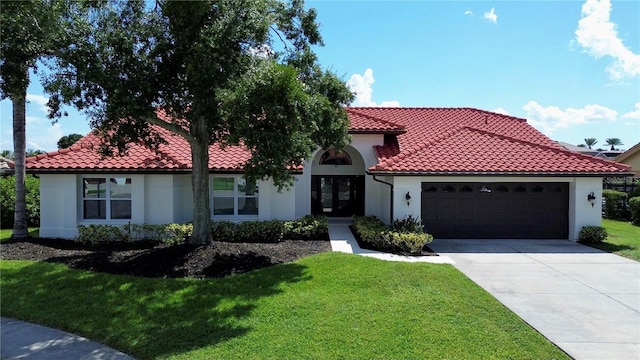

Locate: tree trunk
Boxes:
[189,118,213,245]
[11,79,29,239]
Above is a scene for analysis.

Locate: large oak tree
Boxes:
[45,0,353,244]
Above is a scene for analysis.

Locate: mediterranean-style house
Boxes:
[27,107,631,241]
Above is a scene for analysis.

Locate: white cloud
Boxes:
[346,69,400,107]
[523,101,617,134]
[484,8,497,24]
[26,93,49,114]
[26,123,63,151]
[622,102,640,120]
[575,0,640,80]
[464,10,473,16]
[493,107,510,115]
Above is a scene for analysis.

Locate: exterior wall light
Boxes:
[587,192,596,207]
[405,191,411,206]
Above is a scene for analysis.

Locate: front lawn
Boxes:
[592,219,640,261]
[0,228,39,242]
[0,253,568,360]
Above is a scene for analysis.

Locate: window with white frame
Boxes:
[212,176,258,216]
[83,177,132,220]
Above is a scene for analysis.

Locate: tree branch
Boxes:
[143,114,195,146]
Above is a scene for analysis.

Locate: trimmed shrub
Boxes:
[234,220,284,243]
[76,224,128,244]
[353,215,433,255]
[283,214,328,240]
[0,175,40,228]
[578,226,608,244]
[76,223,192,245]
[629,197,640,226]
[211,221,236,241]
[602,190,629,220]
[383,231,433,255]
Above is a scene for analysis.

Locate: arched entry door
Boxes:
[310,147,365,217]
[311,175,365,216]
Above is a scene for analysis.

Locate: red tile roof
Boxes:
[26,107,631,175]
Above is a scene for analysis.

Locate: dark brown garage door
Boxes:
[421,182,568,239]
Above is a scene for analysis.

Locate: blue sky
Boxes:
[1,0,639,152]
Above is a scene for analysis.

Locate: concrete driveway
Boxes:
[429,239,640,360]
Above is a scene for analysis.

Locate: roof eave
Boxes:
[366,170,635,177]
[348,129,407,135]
[26,168,304,175]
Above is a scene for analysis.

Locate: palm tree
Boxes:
[605,138,623,151]
[584,138,598,149]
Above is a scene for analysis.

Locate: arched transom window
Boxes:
[319,149,352,165]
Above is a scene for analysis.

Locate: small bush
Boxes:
[353,215,433,255]
[578,226,608,244]
[283,214,328,240]
[602,190,629,220]
[629,197,640,226]
[211,221,236,241]
[1,175,40,228]
[383,231,433,255]
[391,215,424,233]
[234,220,284,243]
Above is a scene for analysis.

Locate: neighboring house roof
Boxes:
[26,107,632,176]
[0,156,14,175]
[615,142,640,177]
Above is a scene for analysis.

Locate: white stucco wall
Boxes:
[40,173,144,238]
[172,174,193,223]
[569,177,603,240]
[39,174,79,239]
[142,174,175,224]
[390,176,605,241]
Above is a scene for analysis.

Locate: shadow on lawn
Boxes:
[0,260,310,359]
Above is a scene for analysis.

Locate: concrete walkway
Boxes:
[429,239,640,360]
[328,219,453,263]
[1,318,134,360]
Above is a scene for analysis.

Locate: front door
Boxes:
[311,175,364,217]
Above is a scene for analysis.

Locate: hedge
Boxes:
[629,197,640,226]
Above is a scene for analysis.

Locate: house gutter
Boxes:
[372,175,394,222]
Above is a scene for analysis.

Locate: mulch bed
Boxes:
[0,238,332,279]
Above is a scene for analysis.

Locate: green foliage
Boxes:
[283,214,328,239]
[211,216,328,242]
[211,221,236,242]
[629,197,640,226]
[0,175,40,228]
[604,138,623,150]
[391,214,424,233]
[353,215,433,255]
[76,223,193,246]
[602,190,629,220]
[57,133,83,149]
[578,226,608,244]
[234,220,284,243]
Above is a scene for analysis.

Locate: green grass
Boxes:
[0,228,39,242]
[592,219,640,261]
[1,253,567,360]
